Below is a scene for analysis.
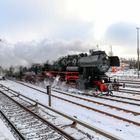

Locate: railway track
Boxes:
[11,81,140,127]
[0,90,75,140]
[16,80,140,106]
[0,110,26,140]
[55,90,140,114]
[119,79,140,84]
[119,79,140,88]
[28,82,140,105]
[106,94,140,102]
[118,79,140,95]
[118,88,140,95]
[0,83,122,140]
[95,95,140,106]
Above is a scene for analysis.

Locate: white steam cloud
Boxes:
[0,39,93,68]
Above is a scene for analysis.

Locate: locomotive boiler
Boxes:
[55,51,119,75]
[78,51,119,77]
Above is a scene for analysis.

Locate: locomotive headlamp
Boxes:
[102,80,104,83]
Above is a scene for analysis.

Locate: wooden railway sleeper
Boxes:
[0,110,26,140]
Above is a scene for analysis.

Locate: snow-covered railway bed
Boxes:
[0,83,122,140]
[51,89,140,123]
[121,84,140,89]
[95,94,140,106]
[119,79,140,84]
[16,80,140,107]
[120,79,140,83]
[18,81,140,113]
[1,80,140,140]
[0,118,16,140]
[119,80,140,89]
[0,90,74,140]
[118,88,140,96]
[8,83,140,122]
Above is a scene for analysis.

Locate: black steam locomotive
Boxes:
[46,50,120,93]
[54,51,119,73]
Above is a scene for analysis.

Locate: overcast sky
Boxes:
[0,0,140,68]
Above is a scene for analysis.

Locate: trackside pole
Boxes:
[47,85,51,106]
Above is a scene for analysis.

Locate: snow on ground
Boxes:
[0,79,140,140]
[0,69,140,140]
[106,69,140,80]
[0,119,15,140]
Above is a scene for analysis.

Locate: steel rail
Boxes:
[14,81,140,106]
[52,89,140,116]
[2,83,140,126]
[119,88,140,93]
[0,84,122,140]
[96,95,140,106]
[119,88,140,95]
[6,82,140,125]
[51,93,140,126]
[119,80,140,85]
[10,82,140,115]
[0,110,26,140]
[111,95,140,102]
[0,90,75,140]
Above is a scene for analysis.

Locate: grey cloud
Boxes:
[100,22,140,58]
[104,22,138,47]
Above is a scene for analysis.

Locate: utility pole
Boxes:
[136,27,140,78]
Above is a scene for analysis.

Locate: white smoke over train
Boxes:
[0,39,93,68]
